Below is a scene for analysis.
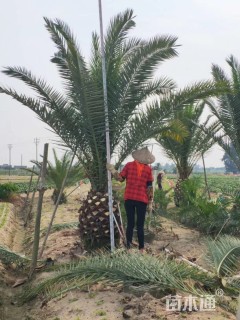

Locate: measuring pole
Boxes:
[98,0,115,251]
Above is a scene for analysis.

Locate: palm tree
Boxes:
[0,10,180,245]
[207,55,240,169]
[31,149,83,204]
[156,102,216,205]
[0,10,218,245]
[222,143,240,174]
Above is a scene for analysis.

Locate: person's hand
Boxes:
[106,163,117,174]
[147,186,153,201]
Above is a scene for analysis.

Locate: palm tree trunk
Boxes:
[29,143,48,278]
[202,153,211,199]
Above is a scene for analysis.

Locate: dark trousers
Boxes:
[124,200,147,249]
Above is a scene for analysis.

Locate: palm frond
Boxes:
[206,235,240,277]
[0,246,30,268]
[19,251,217,304]
[153,95,217,178]
[41,222,78,235]
[208,56,240,171]
[0,11,180,191]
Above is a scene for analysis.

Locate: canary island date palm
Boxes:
[206,55,240,170]
[156,102,217,206]
[0,10,182,246]
[30,149,83,204]
[0,11,219,247]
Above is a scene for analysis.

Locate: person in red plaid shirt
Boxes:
[107,147,155,252]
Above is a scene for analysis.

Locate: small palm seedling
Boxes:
[30,149,83,204]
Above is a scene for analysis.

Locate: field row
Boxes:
[0,203,10,229]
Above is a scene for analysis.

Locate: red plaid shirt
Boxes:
[120,161,153,204]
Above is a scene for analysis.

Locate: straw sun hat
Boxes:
[132,147,155,164]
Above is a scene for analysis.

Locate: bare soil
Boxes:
[0,183,237,320]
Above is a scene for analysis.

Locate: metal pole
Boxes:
[98,0,115,251]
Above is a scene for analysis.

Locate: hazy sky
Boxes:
[1,0,239,167]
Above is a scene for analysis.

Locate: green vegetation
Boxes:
[207,56,240,170]
[0,182,18,200]
[30,149,83,204]
[0,246,30,268]
[154,188,172,212]
[95,310,107,316]
[17,237,240,311]
[14,181,53,194]
[0,203,10,228]
[0,9,220,247]
[159,176,240,236]
[167,174,240,193]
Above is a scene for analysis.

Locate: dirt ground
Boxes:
[0,183,237,320]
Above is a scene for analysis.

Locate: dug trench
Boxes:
[0,185,236,320]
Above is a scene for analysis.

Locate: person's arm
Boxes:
[147,181,153,201]
[106,163,125,182]
[147,167,154,201]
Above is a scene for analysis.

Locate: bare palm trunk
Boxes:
[29,143,48,278]
[202,153,211,199]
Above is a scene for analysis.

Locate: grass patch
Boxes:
[95,310,107,316]
[0,203,11,229]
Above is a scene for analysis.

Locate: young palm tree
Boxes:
[31,149,83,204]
[207,55,240,169]
[156,102,216,205]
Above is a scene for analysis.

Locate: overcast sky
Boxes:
[0,0,239,167]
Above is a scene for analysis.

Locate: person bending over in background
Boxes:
[157,171,164,190]
[107,147,155,252]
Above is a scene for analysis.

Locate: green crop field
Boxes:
[0,175,37,184]
[166,173,240,193]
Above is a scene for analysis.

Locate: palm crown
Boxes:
[0,9,179,191]
[157,103,216,179]
[207,55,240,170]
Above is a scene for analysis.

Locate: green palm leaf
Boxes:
[206,235,240,277]
[19,251,217,304]
[207,56,240,170]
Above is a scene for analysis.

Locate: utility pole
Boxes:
[34,138,40,162]
[8,144,13,176]
[21,154,23,167]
